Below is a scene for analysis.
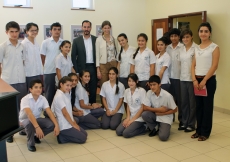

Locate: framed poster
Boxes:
[71,25,83,41]
[18,25,27,42]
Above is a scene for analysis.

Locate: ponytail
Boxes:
[79,70,90,95]
[117,33,128,61]
[115,76,119,94]
[133,47,140,59]
[118,47,123,61]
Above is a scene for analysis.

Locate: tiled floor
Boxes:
[6,111,230,162]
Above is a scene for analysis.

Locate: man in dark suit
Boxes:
[71,20,97,103]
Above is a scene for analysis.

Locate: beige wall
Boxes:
[145,0,230,110]
[0,0,146,46]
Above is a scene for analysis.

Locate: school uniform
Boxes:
[155,52,171,92]
[21,38,43,91]
[40,37,63,106]
[0,40,27,110]
[118,46,136,89]
[51,89,87,144]
[179,43,197,130]
[129,47,156,91]
[19,94,54,146]
[116,87,146,138]
[166,42,183,125]
[194,42,218,137]
[55,53,73,86]
[100,80,125,130]
[74,82,103,129]
[142,89,177,141]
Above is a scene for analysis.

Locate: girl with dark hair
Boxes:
[116,73,146,138]
[130,33,156,91]
[100,67,125,130]
[191,22,220,141]
[74,70,104,129]
[178,29,197,132]
[55,40,76,86]
[96,20,119,87]
[21,22,43,91]
[51,76,87,144]
[117,33,136,89]
[155,37,171,92]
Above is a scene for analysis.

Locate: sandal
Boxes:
[198,136,208,141]
[191,133,199,139]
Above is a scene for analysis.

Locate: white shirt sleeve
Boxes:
[142,91,151,107]
[0,45,4,63]
[167,94,177,110]
[149,50,156,64]
[163,54,171,67]
[20,96,30,111]
[55,56,62,69]
[42,97,50,110]
[40,40,47,55]
[76,86,85,100]
[100,83,106,97]
[55,95,66,110]
[140,88,147,103]
[129,56,135,65]
[123,89,128,103]
[118,83,125,99]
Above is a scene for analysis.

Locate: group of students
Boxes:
[0,20,220,152]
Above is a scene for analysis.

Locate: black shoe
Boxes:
[27,144,36,152]
[178,125,186,130]
[6,136,13,143]
[19,131,26,136]
[57,135,62,144]
[149,128,158,137]
[184,127,195,132]
[34,136,41,144]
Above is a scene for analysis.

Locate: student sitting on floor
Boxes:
[19,79,59,152]
[142,75,177,141]
[52,76,87,144]
[116,73,146,138]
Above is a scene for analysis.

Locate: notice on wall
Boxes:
[156,28,163,40]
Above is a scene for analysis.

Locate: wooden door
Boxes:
[152,18,169,54]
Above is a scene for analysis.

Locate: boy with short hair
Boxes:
[0,21,27,142]
[19,79,59,152]
[142,75,177,141]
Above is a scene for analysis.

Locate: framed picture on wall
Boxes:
[178,22,190,31]
[43,25,63,40]
[18,25,27,42]
[96,25,112,37]
[71,25,83,41]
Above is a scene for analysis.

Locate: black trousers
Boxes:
[85,64,97,103]
[195,76,216,137]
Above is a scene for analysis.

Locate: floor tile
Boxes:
[64,154,101,162]
[117,158,140,162]
[211,124,230,134]
[207,134,230,147]
[85,130,103,142]
[169,132,195,144]
[8,155,27,162]
[218,120,230,128]
[106,136,140,147]
[181,154,219,162]
[221,131,230,138]
[93,148,132,162]
[161,145,200,161]
[136,151,177,162]
[119,142,156,157]
[224,145,230,150]
[143,138,179,150]
[7,145,22,158]
[24,150,62,162]
[92,129,117,138]
[205,148,230,162]
[18,142,53,155]
[134,134,151,142]
[82,139,116,153]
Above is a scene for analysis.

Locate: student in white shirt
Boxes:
[178,29,197,132]
[155,37,171,92]
[166,28,183,127]
[19,79,59,152]
[117,33,136,89]
[0,21,27,143]
[142,75,177,141]
[40,22,63,106]
[191,22,220,141]
[116,73,146,138]
[100,67,125,130]
[74,70,104,129]
[21,23,43,91]
[52,76,87,144]
[130,33,156,91]
[55,40,76,86]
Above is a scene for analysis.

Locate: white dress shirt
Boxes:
[0,40,26,84]
[21,37,43,77]
[40,37,63,74]
[83,35,94,63]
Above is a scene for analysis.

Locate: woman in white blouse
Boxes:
[117,33,136,89]
[191,22,220,141]
[21,23,43,91]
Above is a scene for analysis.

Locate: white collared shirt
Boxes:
[179,42,197,81]
[40,37,63,74]
[129,47,156,81]
[166,42,183,79]
[155,52,171,84]
[143,89,177,125]
[118,46,136,78]
[124,87,146,122]
[74,82,90,116]
[19,93,49,123]
[55,53,73,86]
[195,42,218,76]
[21,38,43,77]
[0,40,26,84]
[100,80,125,114]
[51,89,73,131]
[83,35,94,63]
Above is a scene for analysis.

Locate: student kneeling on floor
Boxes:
[142,75,177,141]
[19,79,60,152]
